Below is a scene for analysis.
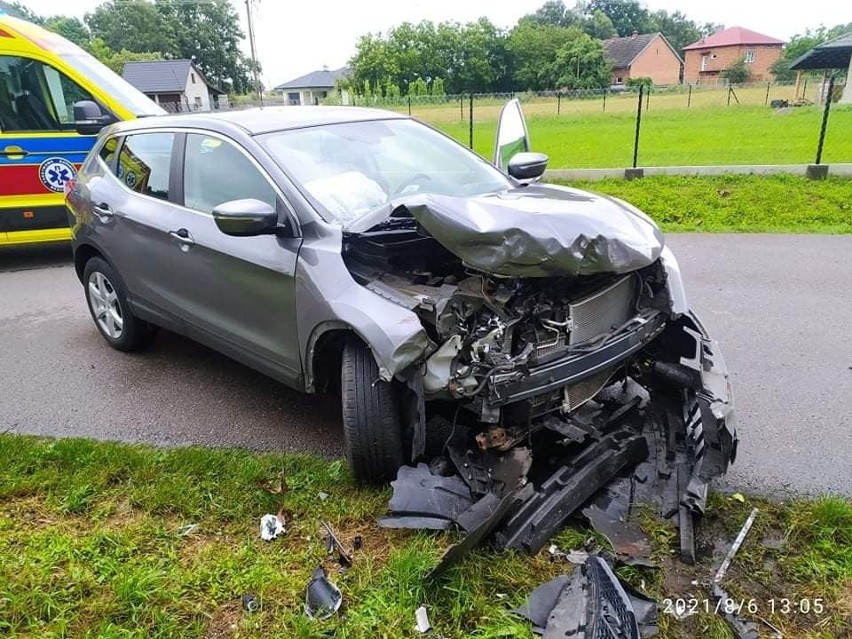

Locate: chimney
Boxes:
[632,30,639,36]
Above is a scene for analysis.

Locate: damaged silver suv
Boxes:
[66,102,736,520]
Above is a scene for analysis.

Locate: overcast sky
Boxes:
[20,0,851,88]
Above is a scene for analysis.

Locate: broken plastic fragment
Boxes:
[241,593,259,613]
[415,605,432,633]
[259,513,285,541]
[176,523,198,537]
[304,566,343,620]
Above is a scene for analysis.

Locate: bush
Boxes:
[626,77,653,88]
[721,58,751,84]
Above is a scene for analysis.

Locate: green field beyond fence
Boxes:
[369,84,852,169]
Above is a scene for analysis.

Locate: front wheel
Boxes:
[83,257,154,352]
[340,337,405,484]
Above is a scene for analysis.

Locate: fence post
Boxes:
[687,84,692,108]
[802,79,808,101]
[765,82,771,106]
[645,85,650,110]
[814,75,835,166]
[602,89,607,113]
[459,96,463,122]
[469,94,474,150]
[408,95,411,116]
[632,85,644,169]
[727,86,732,106]
[557,93,561,115]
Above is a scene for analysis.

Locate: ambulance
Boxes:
[0,12,164,246]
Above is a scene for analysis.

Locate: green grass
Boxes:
[424,104,852,169]
[558,174,852,233]
[1,434,850,638]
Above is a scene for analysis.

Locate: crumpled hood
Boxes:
[399,184,664,277]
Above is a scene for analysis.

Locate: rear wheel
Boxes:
[83,257,154,352]
[340,337,404,484]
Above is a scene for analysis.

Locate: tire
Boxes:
[82,257,154,352]
[340,336,405,484]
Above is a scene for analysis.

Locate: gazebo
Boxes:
[789,32,852,104]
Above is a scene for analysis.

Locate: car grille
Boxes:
[568,275,637,345]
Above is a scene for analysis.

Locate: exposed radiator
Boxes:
[569,275,637,345]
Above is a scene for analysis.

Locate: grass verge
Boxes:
[554,174,852,233]
[1,434,850,638]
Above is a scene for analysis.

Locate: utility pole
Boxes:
[245,0,263,105]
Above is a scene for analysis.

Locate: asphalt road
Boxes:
[1,235,850,497]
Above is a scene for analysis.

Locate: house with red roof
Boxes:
[683,26,784,84]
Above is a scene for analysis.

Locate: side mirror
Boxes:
[74,100,115,135]
[507,152,549,181]
[493,98,531,171]
[213,198,281,236]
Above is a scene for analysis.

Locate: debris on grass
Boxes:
[241,593,259,613]
[304,566,342,620]
[414,605,432,633]
[259,513,285,541]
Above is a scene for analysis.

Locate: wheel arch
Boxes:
[74,243,108,283]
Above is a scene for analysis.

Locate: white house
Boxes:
[273,66,349,105]
[122,59,226,112]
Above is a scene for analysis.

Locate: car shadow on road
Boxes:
[0,243,74,272]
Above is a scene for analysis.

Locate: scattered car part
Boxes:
[176,523,198,537]
[496,430,648,554]
[415,606,432,633]
[259,513,285,541]
[378,463,474,529]
[714,508,758,585]
[321,521,353,568]
[304,566,343,620]
[512,556,658,638]
[710,508,760,639]
[548,544,590,565]
[241,593,259,613]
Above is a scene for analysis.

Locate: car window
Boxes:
[183,134,276,214]
[260,119,511,224]
[98,136,119,169]
[115,132,174,201]
[0,55,96,132]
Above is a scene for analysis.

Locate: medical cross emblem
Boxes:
[39,157,77,193]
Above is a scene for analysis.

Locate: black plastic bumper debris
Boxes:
[512,556,658,638]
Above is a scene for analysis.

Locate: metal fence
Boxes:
[225,80,851,169]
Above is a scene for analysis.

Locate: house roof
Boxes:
[683,26,784,51]
[789,32,852,70]
[122,59,223,95]
[273,66,349,91]
[602,32,682,67]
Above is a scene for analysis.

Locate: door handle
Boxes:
[1,145,28,159]
[93,202,114,220]
[169,228,195,247]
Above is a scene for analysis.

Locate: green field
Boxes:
[428,105,852,168]
[378,87,852,169]
[2,434,851,639]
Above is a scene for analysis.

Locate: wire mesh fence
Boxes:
[224,80,851,169]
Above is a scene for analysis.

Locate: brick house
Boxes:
[603,32,683,87]
[683,26,784,84]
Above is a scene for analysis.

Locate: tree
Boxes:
[721,58,750,84]
[409,77,428,96]
[431,76,446,96]
[507,21,577,90]
[43,16,90,46]
[522,0,579,28]
[154,0,252,93]
[770,23,852,81]
[554,27,610,89]
[650,10,715,54]
[85,0,176,56]
[581,10,617,40]
[584,0,654,37]
[0,1,43,23]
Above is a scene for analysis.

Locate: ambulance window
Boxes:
[117,133,174,201]
[0,55,96,132]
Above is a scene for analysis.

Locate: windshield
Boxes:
[261,118,511,223]
[60,52,165,117]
